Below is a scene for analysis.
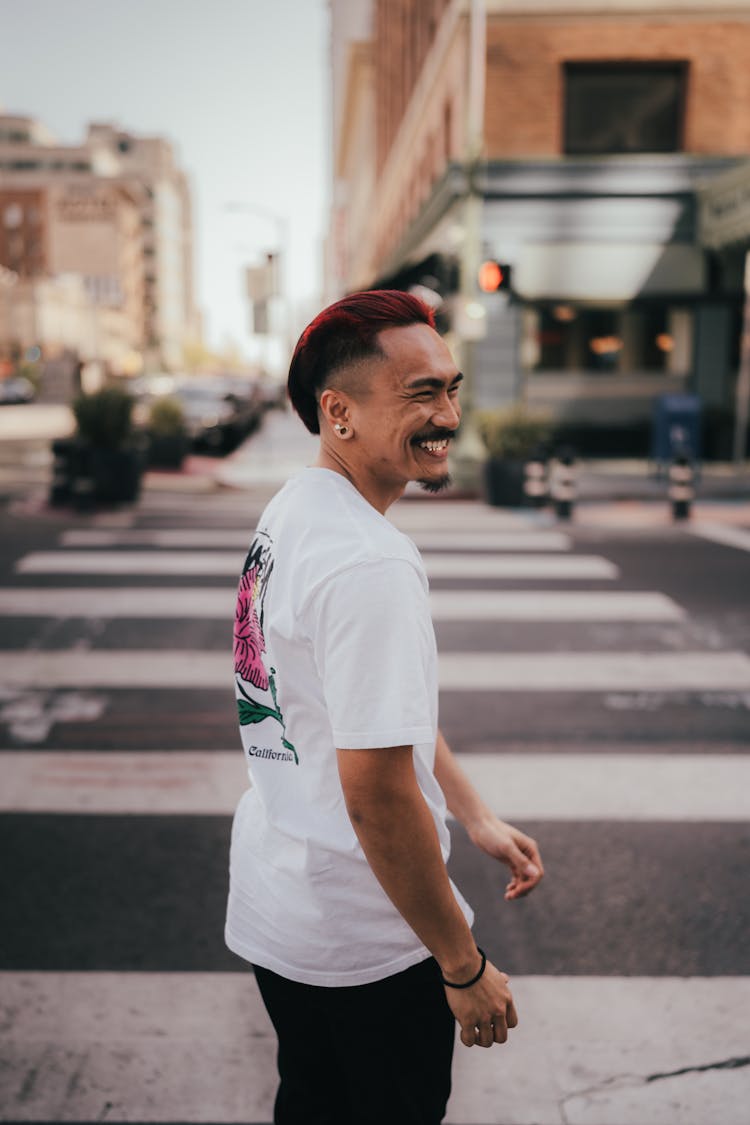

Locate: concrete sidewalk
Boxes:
[2,402,749,522]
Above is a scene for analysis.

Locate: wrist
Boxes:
[440,948,486,989]
[438,947,484,983]
[466,810,498,846]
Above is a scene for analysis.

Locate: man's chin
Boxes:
[417,473,452,495]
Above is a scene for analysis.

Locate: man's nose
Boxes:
[432,394,461,430]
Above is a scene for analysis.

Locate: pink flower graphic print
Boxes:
[234,566,269,690]
[234,532,298,764]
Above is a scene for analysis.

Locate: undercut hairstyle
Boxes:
[287,289,435,434]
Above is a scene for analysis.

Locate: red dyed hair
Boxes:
[287,289,435,434]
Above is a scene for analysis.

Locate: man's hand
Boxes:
[469,816,544,900]
[443,957,518,1048]
[433,730,544,900]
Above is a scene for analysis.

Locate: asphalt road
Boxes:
[1,478,749,1125]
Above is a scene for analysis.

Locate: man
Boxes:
[226,290,544,1125]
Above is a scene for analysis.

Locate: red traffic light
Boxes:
[478,260,511,292]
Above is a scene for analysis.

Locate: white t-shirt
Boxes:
[225,467,474,986]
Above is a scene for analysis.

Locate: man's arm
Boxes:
[337,744,518,1048]
[433,728,544,900]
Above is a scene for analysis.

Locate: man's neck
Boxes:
[313,446,405,515]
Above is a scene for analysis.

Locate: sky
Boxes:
[0,0,329,365]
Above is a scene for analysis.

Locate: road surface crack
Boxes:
[560,1054,750,1121]
[646,1054,750,1082]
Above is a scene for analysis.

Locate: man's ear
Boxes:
[318,386,351,433]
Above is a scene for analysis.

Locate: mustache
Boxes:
[411,428,457,444]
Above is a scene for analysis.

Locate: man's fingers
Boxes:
[505,857,543,898]
[452,965,518,1048]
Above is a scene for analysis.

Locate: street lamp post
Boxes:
[223,202,290,371]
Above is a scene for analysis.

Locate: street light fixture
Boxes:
[222,201,291,372]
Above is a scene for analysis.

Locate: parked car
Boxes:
[218,374,264,434]
[171,379,235,451]
[131,373,264,454]
[0,375,35,404]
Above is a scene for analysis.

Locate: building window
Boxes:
[563,63,687,155]
[527,303,693,376]
[3,203,23,229]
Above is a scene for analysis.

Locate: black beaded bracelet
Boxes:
[441,948,487,989]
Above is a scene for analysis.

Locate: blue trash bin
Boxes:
[651,393,702,466]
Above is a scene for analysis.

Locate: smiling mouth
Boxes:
[417,438,450,457]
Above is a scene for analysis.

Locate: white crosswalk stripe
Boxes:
[690,521,750,553]
[16,549,616,579]
[430,589,683,621]
[59,527,573,551]
[2,749,748,820]
[389,501,534,530]
[0,587,684,621]
[2,648,747,691]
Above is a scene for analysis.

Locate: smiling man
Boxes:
[226,290,543,1125]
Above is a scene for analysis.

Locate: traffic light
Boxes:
[478,260,511,293]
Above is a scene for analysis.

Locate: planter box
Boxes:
[147,433,189,470]
[89,446,143,503]
[49,440,143,508]
[483,458,526,507]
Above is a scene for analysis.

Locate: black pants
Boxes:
[253,956,455,1125]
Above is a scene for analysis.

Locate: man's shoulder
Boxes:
[258,473,423,605]
[266,470,418,560]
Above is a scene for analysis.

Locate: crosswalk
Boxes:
[1,489,748,1125]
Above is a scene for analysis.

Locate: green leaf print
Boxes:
[236,672,299,766]
[281,736,299,766]
[238,698,279,726]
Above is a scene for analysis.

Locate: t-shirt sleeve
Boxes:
[308,558,437,750]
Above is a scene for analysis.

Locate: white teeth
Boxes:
[419,440,449,452]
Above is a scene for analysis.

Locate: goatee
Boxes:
[418,473,452,494]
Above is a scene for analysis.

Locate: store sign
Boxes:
[57,194,115,222]
[700,163,750,249]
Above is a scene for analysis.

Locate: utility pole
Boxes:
[451,0,487,491]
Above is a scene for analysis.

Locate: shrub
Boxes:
[72,386,135,449]
[474,404,552,460]
[148,395,187,437]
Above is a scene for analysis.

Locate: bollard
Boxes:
[49,438,75,507]
[523,450,548,509]
[549,447,578,521]
[70,444,96,512]
[668,452,694,520]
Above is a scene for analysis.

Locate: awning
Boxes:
[514,243,706,301]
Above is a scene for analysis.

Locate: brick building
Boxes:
[328,0,750,455]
